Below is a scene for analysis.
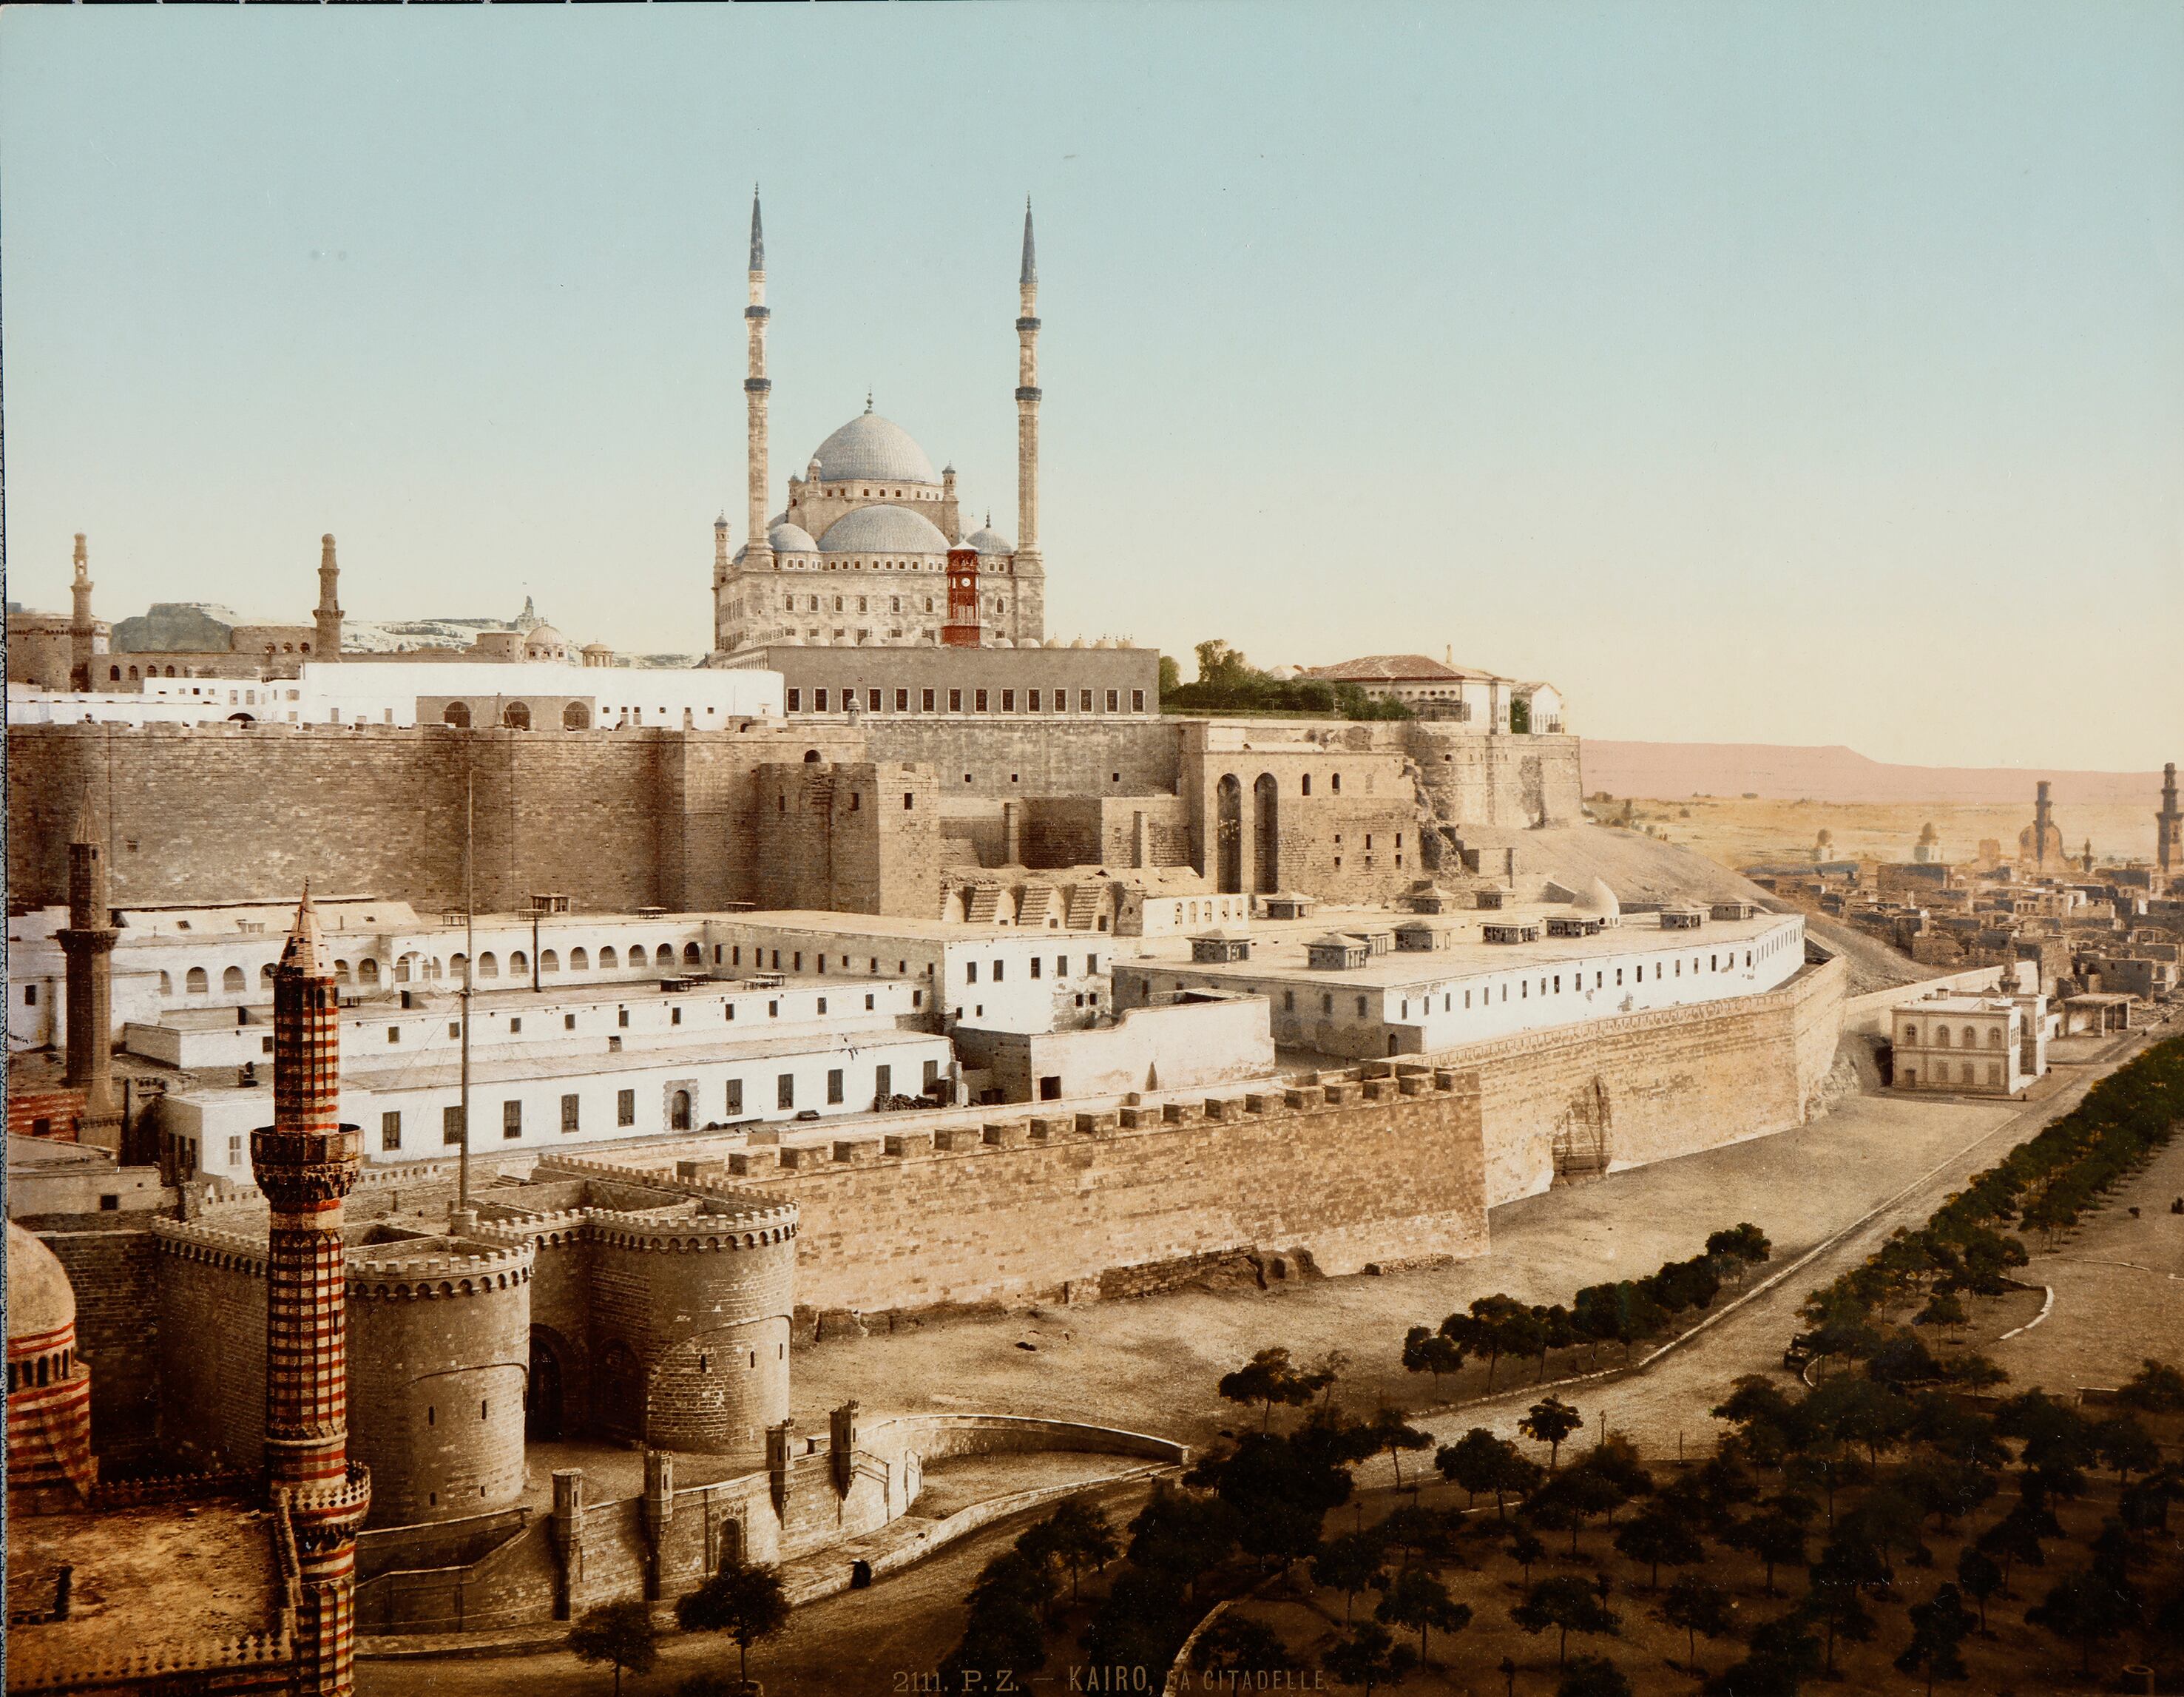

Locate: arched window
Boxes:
[1961,1026,1977,1048]
[541,950,560,973]
[358,958,380,987]
[599,947,619,970]
[444,702,472,728]
[510,951,528,976]
[260,963,276,982]
[628,944,649,969]
[109,667,120,683]
[671,1090,692,1131]
[334,959,352,983]
[504,702,532,730]
[450,952,468,979]
[166,665,178,677]
[1989,1027,2004,1049]
[222,966,246,993]
[683,942,702,966]
[1935,1027,1951,1048]
[562,702,590,729]
[570,947,590,971]
[159,971,173,996]
[478,952,499,979]
[128,667,140,681]
[396,954,416,983]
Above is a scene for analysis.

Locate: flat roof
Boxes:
[6,1498,281,1676]
[1119,904,1797,989]
[717,910,1039,942]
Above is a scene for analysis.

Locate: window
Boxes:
[726,1079,744,1117]
[223,965,246,993]
[1301,775,1312,797]
[1988,1063,2003,1087]
[976,689,990,712]
[672,1007,682,1025]
[381,1111,402,1152]
[510,1016,523,1034]
[502,1100,523,1139]
[1132,689,1146,712]
[1002,689,1016,712]
[671,1090,692,1131]
[827,1068,845,1104]
[777,1074,795,1110]
[993,961,1005,982]
[895,689,909,712]
[571,946,589,970]
[1030,957,1042,979]
[449,1020,463,1039]
[788,688,802,712]
[617,1088,636,1126]
[949,689,963,711]
[388,1025,402,1044]
[815,689,829,712]
[1079,689,1093,712]
[561,1094,580,1133]
[229,1135,244,1168]
[1106,689,1120,712]
[618,1008,630,1028]
[1331,773,1342,794]
[1029,689,1043,712]
[922,688,936,712]
[443,1106,466,1146]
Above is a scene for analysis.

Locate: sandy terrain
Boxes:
[1583,741,2163,808]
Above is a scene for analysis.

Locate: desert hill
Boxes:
[1582,742,2162,807]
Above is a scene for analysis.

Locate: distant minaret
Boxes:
[315,533,343,658]
[257,889,370,1697]
[743,188,774,580]
[1012,200,1044,638]
[57,794,122,1150]
[2157,762,2181,879]
[2033,780,2053,872]
[68,533,95,692]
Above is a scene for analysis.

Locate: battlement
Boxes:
[150,1217,271,1275]
[346,1238,536,1300]
[4,1629,297,1693]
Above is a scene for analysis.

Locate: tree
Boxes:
[1322,1621,1417,1694]
[1314,1531,1387,1625]
[1512,1574,1620,1670]
[939,1548,1058,1695]
[1401,1325,1466,1393]
[2092,1413,2162,1485]
[1374,1568,1471,1661]
[1975,1503,2047,1593]
[1190,1613,1294,1680]
[1894,1584,1974,1695]
[2026,1568,2141,1676]
[1724,1505,1809,1597]
[1444,1295,1536,1391]
[1706,1223,1774,1282]
[675,1559,790,1692]
[1122,1485,1236,1602]
[1799,1536,1883,1676]
[1953,1546,2002,1634]
[1521,1397,1584,1473]
[1656,1576,1735,1670]
[1507,1525,1548,1585]
[1614,1502,1704,1590]
[568,1600,660,1697]
[1021,1498,1118,1603]
[1705,1613,1821,1697]
[1363,1407,1433,1493]
[1437,1428,1509,1511]
[1531,1303,1576,1381]
[1914,1291,1967,1328]
[1157,655,1182,698]
[1558,1656,1632,1697]
[1219,1347,1327,1432]
[2117,1357,2184,1414]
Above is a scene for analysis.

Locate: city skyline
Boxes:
[2,3,2179,768]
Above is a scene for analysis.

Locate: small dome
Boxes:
[1070,637,1086,650]
[1020,637,1042,649]
[808,411,939,486]
[1576,877,1621,918]
[524,624,567,655]
[967,525,1013,556]
[7,1224,75,1343]
[768,522,820,556]
[818,503,950,556]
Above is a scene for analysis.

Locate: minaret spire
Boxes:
[314,534,343,658]
[58,792,122,1150]
[69,533,96,692]
[1012,198,1045,642]
[728,183,774,655]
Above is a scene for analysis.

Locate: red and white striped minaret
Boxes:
[254,887,371,1696]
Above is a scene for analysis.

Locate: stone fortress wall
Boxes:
[7,714,1582,918]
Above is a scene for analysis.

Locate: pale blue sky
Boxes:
[3,4,2178,768]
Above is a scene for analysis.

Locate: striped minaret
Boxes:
[255,888,370,1696]
[744,187,774,576]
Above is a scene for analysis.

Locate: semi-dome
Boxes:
[7,1223,75,1343]
[768,522,820,556]
[966,524,1014,556]
[818,503,950,556]
[1576,877,1621,919]
[808,411,939,486]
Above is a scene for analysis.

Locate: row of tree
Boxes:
[1402,1222,1775,1395]
[1160,641,1413,720]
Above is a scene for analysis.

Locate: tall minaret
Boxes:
[2157,762,2181,879]
[68,533,96,692]
[1012,200,1046,641]
[57,794,122,1151]
[743,187,774,579]
[256,888,370,1697]
[315,533,343,658]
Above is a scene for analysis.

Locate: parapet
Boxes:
[345,1237,536,1301]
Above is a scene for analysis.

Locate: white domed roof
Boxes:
[809,411,938,486]
[818,503,950,556]
[7,1223,75,1342]
[524,624,567,650]
[1577,877,1621,917]
[768,522,820,556]
[967,524,1013,556]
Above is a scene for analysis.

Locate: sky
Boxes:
[2,3,2179,770]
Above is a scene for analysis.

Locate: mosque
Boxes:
[711,192,1047,655]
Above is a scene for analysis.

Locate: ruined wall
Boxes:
[723,1071,1487,1315]
[1436,952,1848,1207]
[1404,724,1585,829]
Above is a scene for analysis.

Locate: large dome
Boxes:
[7,1223,75,1343]
[966,524,1014,556]
[809,411,939,486]
[768,522,820,556]
[818,503,950,556]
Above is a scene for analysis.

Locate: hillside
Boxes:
[1583,741,2163,807]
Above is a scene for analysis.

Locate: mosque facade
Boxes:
[711,195,1047,657]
